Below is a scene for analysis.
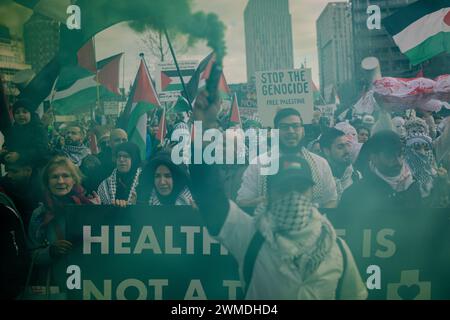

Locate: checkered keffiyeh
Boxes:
[253,191,335,282]
[97,168,142,204]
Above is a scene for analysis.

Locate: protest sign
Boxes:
[255,69,314,127]
[155,61,198,103]
[63,205,243,300]
[316,104,336,119]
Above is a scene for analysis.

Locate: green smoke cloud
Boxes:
[123,0,227,61]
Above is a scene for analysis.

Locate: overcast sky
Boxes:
[96,0,332,89]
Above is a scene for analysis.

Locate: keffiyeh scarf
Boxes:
[370,161,414,193]
[62,145,91,166]
[148,187,193,206]
[253,191,335,284]
[98,168,142,204]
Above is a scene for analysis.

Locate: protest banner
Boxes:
[155,60,198,103]
[255,69,314,127]
[325,207,450,300]
[316,104,336,119]
[63,205,243,300]
[37,205,450,301]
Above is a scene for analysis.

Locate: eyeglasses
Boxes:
[278,123,302,131]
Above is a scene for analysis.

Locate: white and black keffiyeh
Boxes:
[98,168,142,204]
[253,191,335,284]
[148,187,193,206]
[62,145,91,166]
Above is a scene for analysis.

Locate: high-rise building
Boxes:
[316,2,354,104]
[23,13,59,73]
[244,0,294,82]
[351,0,421,92]
[0,25,31,101]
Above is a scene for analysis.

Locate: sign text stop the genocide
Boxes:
[261,70,310,96]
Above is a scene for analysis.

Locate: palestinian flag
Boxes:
[229,93,242,127]
[51,52,123,115]
[17,55,60,111]
[121,57,161,160]
[160,68,195,92]
[384,0,450,65]
[183,52,231,103]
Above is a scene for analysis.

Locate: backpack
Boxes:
[243,232,348,299]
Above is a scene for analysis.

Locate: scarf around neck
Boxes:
[253,192,335,284]
[370,161,414,193]
[148,187,193,206]
[62,144,91,166]
[98,168,141,205]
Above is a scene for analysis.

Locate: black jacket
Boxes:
[3,119,49,168]
[339,169,423,216]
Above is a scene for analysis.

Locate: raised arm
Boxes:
[189,90,229,236]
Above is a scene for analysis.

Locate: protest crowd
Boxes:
[1,64,449,300]
[1,0,450,301]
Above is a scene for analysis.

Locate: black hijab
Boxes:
[137,151,190,205]
[113,142,142,200]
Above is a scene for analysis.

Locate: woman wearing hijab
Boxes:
[97,142,142,206]
[137,151,193,206]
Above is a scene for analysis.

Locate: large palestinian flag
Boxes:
[384,0,450,65]
[120,57,161,160]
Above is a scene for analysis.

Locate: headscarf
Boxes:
[405,132,435,197]
[97,142,142,204]
[138,151,192,206]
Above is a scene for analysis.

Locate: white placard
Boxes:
[255,68,314,127]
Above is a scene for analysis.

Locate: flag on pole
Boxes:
[17,56,61,112]
[156,106,167,143]
[121,57,161,160]
[51,53,122,115]
[183,52,232,103]
[384,0,450,65]
[229,93,242,126]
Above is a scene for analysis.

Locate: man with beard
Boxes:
[237,108,338,210]
[60,124,93,167]
[190,90,367,300]
[320,128,362,202]
[340,130,422,213]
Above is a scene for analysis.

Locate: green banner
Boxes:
[59,205,450,300]
[63,205,243,300]
[325,208,450,300]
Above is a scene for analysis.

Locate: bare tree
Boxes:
[139,29,189,64]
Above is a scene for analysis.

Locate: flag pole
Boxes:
[92,36,100,123]
[163,28,193,111]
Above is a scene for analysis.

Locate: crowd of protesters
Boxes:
[1,72,450,300]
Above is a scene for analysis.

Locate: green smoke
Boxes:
[123,0,227,62]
